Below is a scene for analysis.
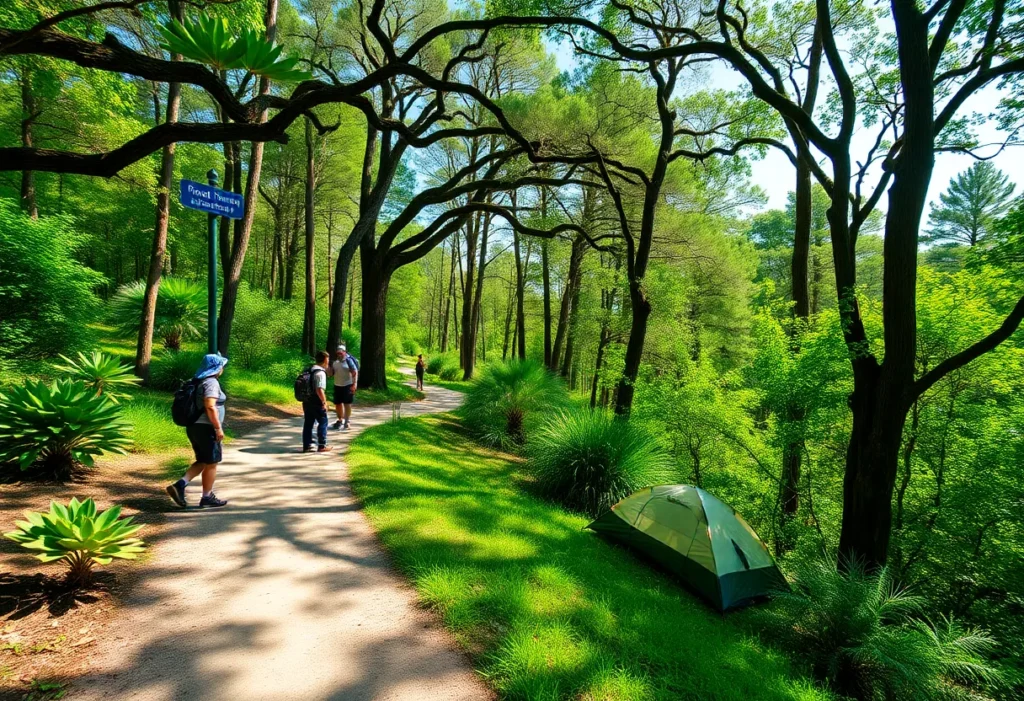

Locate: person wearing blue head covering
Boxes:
[165,353,229,508]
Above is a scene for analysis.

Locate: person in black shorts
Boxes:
[165,353,229,509]
[415,354,425,391]
[328,345,358,430]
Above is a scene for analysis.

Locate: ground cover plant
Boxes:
[54,352,140,403]
[0,380,132,481]
[349,414,829,701]
[4,498,146,589]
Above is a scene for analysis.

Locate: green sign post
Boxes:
[178,170,245,354]
[206,169,218,354]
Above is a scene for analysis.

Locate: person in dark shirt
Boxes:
[302,351,333,453]
[415,354,426,391]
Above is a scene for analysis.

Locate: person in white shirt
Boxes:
[328,344,358,430]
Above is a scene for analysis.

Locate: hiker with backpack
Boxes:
[165,353,229,509]
[298,351,333,453]
[328,344,359,430]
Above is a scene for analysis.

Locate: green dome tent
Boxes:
[587,485,787,611]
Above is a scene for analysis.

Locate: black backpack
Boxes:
[294,366,321,402]
[171,378,204,426]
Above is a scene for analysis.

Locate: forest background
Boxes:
[2,0,1024,698]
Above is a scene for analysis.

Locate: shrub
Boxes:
[109,277,206,351]
[4,497,145,588]
[54,351,141,403]
[148,350,204,391]
[461,359,568,449]
[759,558,1002,701]
[230,282,303,369]
[426,353,454,375]
[402,338,421,356]
[0,200,102,357]
[526,408,675,516]
[0,379,131,480]
[438,361,462,381]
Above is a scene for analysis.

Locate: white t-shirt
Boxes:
[329,357,357,387]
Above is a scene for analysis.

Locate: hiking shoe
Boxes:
[332,420,343,430]
[317,445,334,453]
[343,421,351,431]
[165,482,187,508]
[302,447,315,453]
[199,493,228,508]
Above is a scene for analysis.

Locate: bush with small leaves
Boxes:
[461,359,568,450]
[0,379,131,480]
[527,408,675,517]
[426,353,456,375]
[5,498,145,588]
[758,557,1002,700]
[148,350,205,391]
[54,351,140,403]
[109,278,205,351]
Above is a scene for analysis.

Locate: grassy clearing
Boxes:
[348,415,829,701]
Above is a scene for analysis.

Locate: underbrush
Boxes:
[348,415,830,701]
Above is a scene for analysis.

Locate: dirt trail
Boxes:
[70,383,489,700]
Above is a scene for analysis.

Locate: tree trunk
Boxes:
[20,70,37,219]
[301,117,317,356]
[460,216,479,374]
[552,233,585,373]
[512,227,527,360]
[464,211,490,379]
[542,238,552,369]
[216,0,277,355]
[837,5,934,571]
[614,282,651,416]
[441,233,457,352]
[358,249,390,391]
[134,0,183,383]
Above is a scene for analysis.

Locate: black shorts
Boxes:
[186,423,222,464]
[333,384,354,405]
[415,367,424,379]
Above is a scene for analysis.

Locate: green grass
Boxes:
[348,415,830,701]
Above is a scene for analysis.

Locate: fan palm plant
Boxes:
[109,278,205,351]
[5,498,145,588]
[54,351,140,403]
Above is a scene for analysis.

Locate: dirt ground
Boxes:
[0,398,301,700]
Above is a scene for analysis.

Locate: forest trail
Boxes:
[71,380,489,701]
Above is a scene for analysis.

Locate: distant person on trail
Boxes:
[328,345,358,430]
[302,351,333,453]
[415,354,426,391]
[166,353,229,509]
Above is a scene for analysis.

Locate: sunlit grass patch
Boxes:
[348,415,831,701]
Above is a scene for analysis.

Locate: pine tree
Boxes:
[925,162,1016,247]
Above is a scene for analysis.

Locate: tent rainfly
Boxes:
[587,484,787,611]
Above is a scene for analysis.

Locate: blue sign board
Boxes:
[179,179,245,219]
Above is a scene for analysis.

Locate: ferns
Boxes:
[759,557,1002,700]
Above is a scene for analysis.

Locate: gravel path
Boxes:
[71,382,490,700]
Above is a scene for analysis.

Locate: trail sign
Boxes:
[179,179,245,219]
